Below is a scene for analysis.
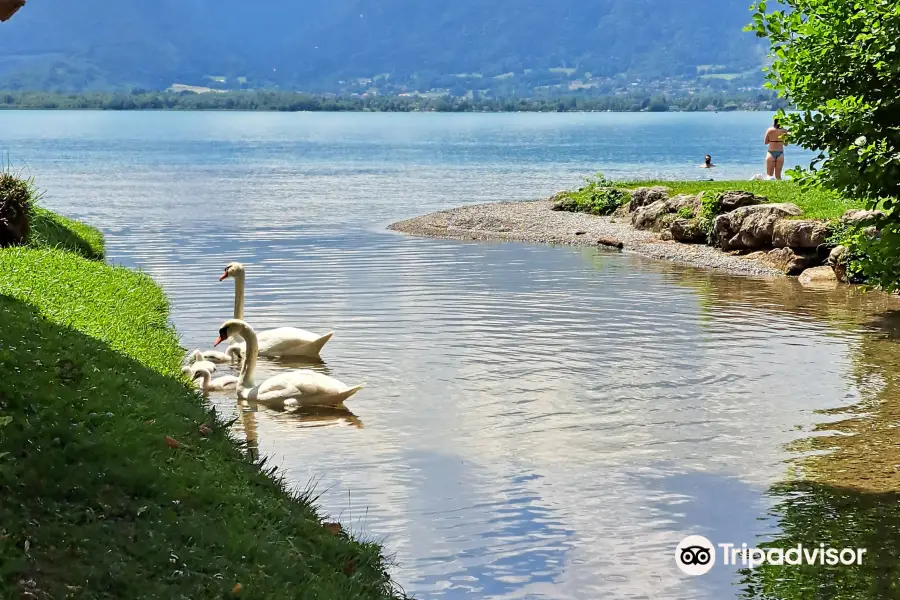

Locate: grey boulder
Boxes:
[669,218,707,244]
[712,203,804,250]
[631,194,701,231]
[798,266,839,287]
[771,219,830,249]
[841,209,884,226]
[718,191,764,212]
[745,247,819,275]
[628,186,670,212]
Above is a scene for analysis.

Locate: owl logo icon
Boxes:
[676,535,716,576]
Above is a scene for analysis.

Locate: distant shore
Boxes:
[0,90,790,113]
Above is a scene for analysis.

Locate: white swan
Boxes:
[190,366,239,393]
[219,262,333,359]
[213,319,363,409]
[187,347,237,364]
[185,350,217,374]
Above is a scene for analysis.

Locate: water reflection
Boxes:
[660,263,900,599]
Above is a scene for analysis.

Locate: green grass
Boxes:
[28,206,105,260]
[0,220,403,598]
[622,180,864,220]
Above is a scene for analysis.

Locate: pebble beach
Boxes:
[389,199,785,277]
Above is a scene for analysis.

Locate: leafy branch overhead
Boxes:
[749,0,900,290]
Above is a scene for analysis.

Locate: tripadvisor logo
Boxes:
[675,536,866,576]
[676,535,716,576]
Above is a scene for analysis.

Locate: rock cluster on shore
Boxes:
[387,187,884,283]
[619,186,884,284]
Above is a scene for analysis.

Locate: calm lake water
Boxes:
[4,111,900,599]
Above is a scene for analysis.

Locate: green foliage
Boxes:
[749,0,900,289]
[0,226,401,598]
[696,192,723,240]
[826,218,899,287]
[561,173,630,216]
[676,204,696,219]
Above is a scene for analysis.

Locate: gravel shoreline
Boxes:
[388,199,786,277]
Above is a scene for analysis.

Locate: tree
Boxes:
[749,0,900,289]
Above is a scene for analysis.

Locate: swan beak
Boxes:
[218,272,229,281]
[213,335,224,347]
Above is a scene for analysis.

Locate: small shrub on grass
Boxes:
[677,205,696,219]
[696,192,724,241]
[559,172,630,216]
[0,168,38,248]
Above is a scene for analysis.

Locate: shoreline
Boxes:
[389,199,787,277]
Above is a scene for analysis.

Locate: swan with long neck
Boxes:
[219,262,333,359]
[188,366,238,393]
[213,319,363,408]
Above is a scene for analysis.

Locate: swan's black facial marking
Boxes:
[214,325,230,346]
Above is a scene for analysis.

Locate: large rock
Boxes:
[863,225,882,239]
[628,186,670,212]
[828,245,849,282]
[841,209,884,226]
[798,266,838,287]
[632,199,672,230]
[718,191,764,212]
[828,245,848,265]
[548,190,570,203]
[745,247,820,275]
[669,218,707,244]
[668,193,702,212]
[772,219,830,249]
[551,194,576,211]
[711,203,804,250]
[631,194,701,231]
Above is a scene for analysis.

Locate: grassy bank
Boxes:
[0,210,403,598]
[623,180,863,220]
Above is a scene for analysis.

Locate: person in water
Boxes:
[700,154,716,169]
[765,118,788,180]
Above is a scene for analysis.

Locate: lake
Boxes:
[3,111,899,599]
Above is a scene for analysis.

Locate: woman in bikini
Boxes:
[765,118,788,180]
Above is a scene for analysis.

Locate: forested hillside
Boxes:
[0,0,765,93]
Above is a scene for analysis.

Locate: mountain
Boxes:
[0,0,766,93]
